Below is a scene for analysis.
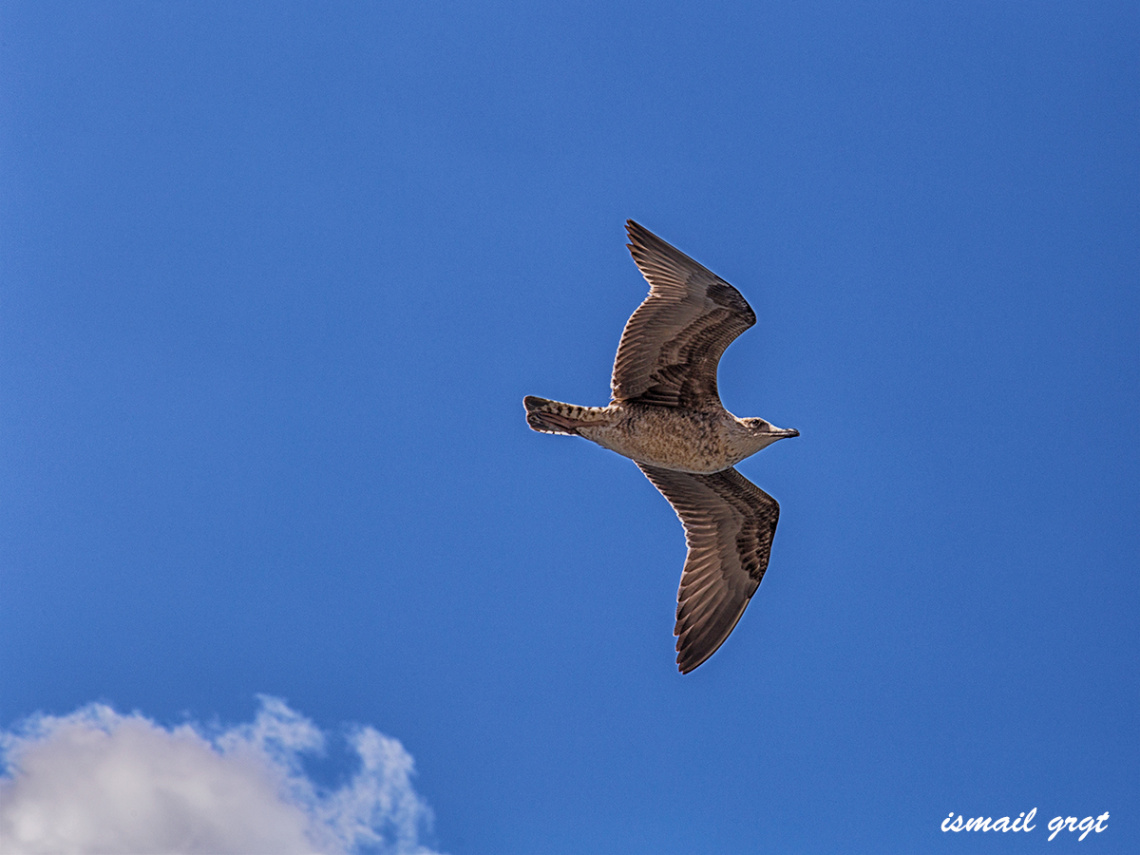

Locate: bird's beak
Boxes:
[770,426,799,439]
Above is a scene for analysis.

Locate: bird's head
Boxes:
[743,418,800,441]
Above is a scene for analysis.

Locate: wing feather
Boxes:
[637,463,781,673]
[611,221,757,409]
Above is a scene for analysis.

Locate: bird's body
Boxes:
[525,221,798,673]
[526,399,787,475]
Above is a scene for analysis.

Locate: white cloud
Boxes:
[0,696,443,855]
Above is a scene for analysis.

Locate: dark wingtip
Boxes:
[625,219,646,254]
[676,635,714,674]
[624,220,673,269]
[676,650,709,675]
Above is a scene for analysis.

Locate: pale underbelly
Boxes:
[580,411,738,474]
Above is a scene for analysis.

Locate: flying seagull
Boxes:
[524,221,799,673]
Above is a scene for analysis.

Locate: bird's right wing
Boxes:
[637,463,780,673]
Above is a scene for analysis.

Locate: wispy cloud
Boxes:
[0,696,443,855]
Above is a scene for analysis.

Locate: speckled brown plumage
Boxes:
[637,463,780,674]
[524,221,798,673]
[613,221,757,409]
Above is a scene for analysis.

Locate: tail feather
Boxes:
[523,396,606,436]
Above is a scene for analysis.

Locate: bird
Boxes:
[524,220,799,673]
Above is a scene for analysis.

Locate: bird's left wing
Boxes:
[611,221,756,409]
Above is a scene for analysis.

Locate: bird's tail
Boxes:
[523,396,608,436]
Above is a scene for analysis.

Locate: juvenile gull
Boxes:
[525,221,799,673]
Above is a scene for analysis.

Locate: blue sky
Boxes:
[1,2,1137,853]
